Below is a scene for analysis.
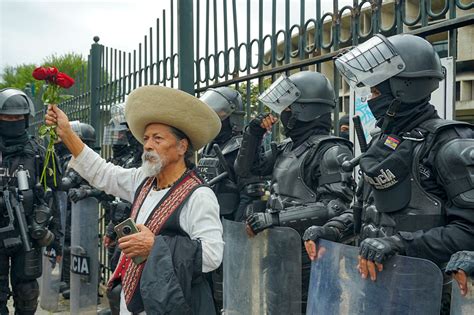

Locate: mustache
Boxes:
[142,151,160,163]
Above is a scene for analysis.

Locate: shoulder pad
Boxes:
[221,136,243,155]
[436,138,474,208]
[419,118,472,134]
[307,135,353,151]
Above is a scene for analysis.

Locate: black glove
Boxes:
[302,225,340,243]
[359,235,405,264]
[446,251,474,277]
[68,186,90,202]
[246,212,279,234]
[248,113,271,137]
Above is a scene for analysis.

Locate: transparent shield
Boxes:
[306,239,443,315]
[451,276,474,315]
[335,35,406,89]
[200,90,234,121]
[110,102,126,125]
[39,192,68,312]
[223,220,302,315]
[103,124,128,145]
[258,75,301,114]
[70,197,99,315]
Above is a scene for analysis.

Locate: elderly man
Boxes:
[45,85,224,314]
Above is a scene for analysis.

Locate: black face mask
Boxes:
[368,81,438,134]
[213,118,233,144]
[0,120,27,138]
[126,131,141,149]
[339,131,349,140]
[280,110,294,134]
[367,81,395,121]
[112,144,128,158]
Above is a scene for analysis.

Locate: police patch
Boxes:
[384,136,400,150]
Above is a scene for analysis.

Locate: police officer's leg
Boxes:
[11,249,41,315]
[0,253,10,315]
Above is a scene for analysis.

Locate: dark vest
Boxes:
[360,119,471,240]
[269,135,343,209]
[198,136,241,216]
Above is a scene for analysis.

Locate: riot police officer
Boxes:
[56,121,104,299]
[235,71,354,308]
[199,87,268,311]
[199,87,267,222]
[303,34,474,311]
[338,114,350,140]
[0,88,56,314]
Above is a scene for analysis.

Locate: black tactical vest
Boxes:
[198,136,241,216]
[269,135,343,209]
[360,119,471,240]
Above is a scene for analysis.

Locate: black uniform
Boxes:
[199,87,267,311]
[236,71,355,309]
[0,88,57,314]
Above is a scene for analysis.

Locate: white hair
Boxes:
[141,150,164,177]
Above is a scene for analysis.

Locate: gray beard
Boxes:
[141,151,164,177]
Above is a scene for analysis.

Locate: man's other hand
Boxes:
[118,224,155,259]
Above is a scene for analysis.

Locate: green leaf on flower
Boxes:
[38,125,50,137]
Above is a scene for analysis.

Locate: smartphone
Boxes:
[114,218,146,265]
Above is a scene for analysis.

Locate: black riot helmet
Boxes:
[335,34,443,104]
[70,121,96,147]
[258,71,336,127]
[0,88,36,127]
[199,87,245,132]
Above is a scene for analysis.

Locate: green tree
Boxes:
[0,64,37,91]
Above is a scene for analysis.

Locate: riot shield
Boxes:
[222,220,302,315]
[450,276,474,315]
[70,197,99,315]
[306,239,443,315]
[40,191,67,311]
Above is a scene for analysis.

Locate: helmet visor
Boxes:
[103,124,129,145]
[258,75,301,115]
[200,90,234,121]
[335,35,406,89]
[110,103,126,125]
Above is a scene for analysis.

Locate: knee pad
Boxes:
[13,281,39,313]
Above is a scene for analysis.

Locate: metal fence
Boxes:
[28,0,474,283]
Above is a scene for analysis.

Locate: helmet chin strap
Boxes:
[380,97,401,134]
[286,111,299,130]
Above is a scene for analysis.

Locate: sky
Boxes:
[0,0,354,82]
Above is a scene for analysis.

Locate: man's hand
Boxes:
[446,251,474,296]
[246,212,279,236]
[358,235,405,281]
[302,226,339,261]
[248,113,278,136]
[68,187,89,202]
[453,270,470,296]
[45,104,72,139]
[118,224,155,259]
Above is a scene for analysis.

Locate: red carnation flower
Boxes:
[32,66,58,81]
[56,72,75,88]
